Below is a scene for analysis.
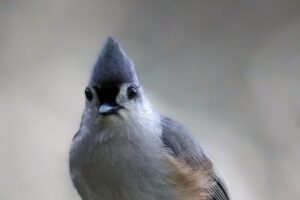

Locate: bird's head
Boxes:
[83,37,150,125]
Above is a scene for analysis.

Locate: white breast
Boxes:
[70,117,182,200]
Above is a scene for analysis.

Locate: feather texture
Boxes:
[161,116,230,200]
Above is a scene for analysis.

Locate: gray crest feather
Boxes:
[90,37,139,87]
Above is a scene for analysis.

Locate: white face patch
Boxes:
[115,83,142,118]
[116,83,132,105]
[114,84,162,138]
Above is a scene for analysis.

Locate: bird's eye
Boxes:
[85,87,93,101]
[127,85,138,100]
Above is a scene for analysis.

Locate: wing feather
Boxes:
[160,117,230,200]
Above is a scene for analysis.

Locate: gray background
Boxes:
[1,0,300,199]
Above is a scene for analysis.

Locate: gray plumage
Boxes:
[161,117,230,200]
[90,37,139,87]
[69,37,230,200]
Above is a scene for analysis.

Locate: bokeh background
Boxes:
[1,0,300,199]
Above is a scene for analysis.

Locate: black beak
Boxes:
[99,102,122,115]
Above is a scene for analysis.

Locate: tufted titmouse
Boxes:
[69,37,230,200]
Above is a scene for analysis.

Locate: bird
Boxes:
[69,37,230,200]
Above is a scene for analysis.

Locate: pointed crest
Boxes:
[90,37,139,87]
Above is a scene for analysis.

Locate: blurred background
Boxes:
[1,0,300,199]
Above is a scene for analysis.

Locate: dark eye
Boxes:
[127,85,138,100]
[85,87,93,101]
